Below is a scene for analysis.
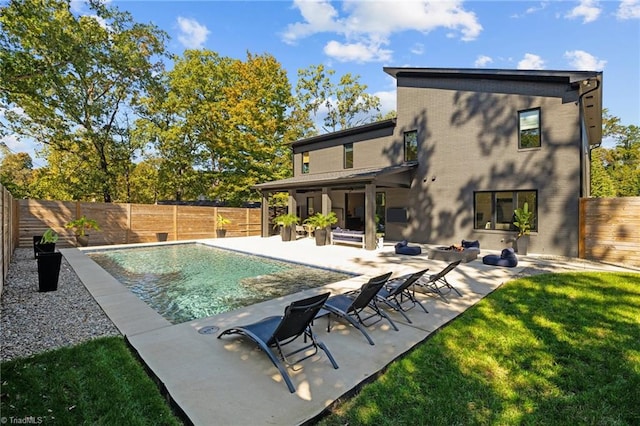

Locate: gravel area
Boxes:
[1,248,120,362]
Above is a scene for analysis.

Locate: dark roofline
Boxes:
[383,67,602,84]
[292,118,396,148]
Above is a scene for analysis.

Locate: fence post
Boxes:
[578,198,585,259]
[173,205,178,241]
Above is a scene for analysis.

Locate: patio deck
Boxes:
[60,236,633,425]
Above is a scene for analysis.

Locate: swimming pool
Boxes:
[87,243,354,324]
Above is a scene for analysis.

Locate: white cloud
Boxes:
[283,0,482,63]
[511,1,548,18]
[564,50,606,70]
[410,43,425,55]
[324,40,392,63]
[565,0,601,23]
[373,89,397,115]
[176,17,210,49]
[517,53,546,70]
[617,0,640,19]
[474,55,493,67]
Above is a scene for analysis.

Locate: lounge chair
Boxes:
[416,260,462,303]
[320,272,398,345]
[218,292,338,393]
[376,268,429,323]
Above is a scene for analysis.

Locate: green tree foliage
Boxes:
[590,148,616,197]
[0,0,168,202]
[0,143,33,197]
[295,64,381,133]
[593,110,640,197]
[137,50,297,205]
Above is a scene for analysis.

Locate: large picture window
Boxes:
[302,151,309,174]
[474,190,537,231]
[344,143,353,169]
[519,108,541,148]
[404,130,418,161]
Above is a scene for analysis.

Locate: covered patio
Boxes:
[254,162,418,250]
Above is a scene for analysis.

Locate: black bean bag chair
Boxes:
[395,240,422,256]
[482,247,518,267]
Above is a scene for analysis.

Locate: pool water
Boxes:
[87,243,353,324]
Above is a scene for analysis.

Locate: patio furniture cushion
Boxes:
[461,239,480,250]
[482,248,518,267]
[395,240,422,256]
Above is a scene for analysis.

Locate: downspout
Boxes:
[577,78,601,198]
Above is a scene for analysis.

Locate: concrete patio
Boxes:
[60,236,634,425]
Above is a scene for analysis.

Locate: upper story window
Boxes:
[302,151,309,174]
[404,130,418,161]
[519,108,541,149]
[344,143,353,169]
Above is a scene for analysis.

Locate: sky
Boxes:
[3,0,640,165]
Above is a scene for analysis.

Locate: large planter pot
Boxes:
[314,228,327,246]
[76,235,90,247]
[515,235,529,255]
[33,236,56,259]
[280,225,294,242]
[216,229,227,238]
[156,232,169,242]
[37,252,62,292]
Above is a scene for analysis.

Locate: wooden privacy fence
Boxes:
[579,196,640,267]
[1,185,20,294]
[18,200,261,249]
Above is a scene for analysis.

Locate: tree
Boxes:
[295,64,381,133]
[596,110,640,197]
[0,143,33,197]
[590,147,616,197]
[137,50,299,205]
[1,0,169,202]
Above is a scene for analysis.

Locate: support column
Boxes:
[364,183,376,250]
[288,190,297,216]
[321,187,332,215]
[261,191,269,237]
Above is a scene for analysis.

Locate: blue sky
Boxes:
[3,0,639,163]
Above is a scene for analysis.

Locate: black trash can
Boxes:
[37,252,62,292]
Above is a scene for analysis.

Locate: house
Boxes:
[254,68,602,256]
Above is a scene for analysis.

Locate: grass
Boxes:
[1,336,182,425]
[319,272,640,425]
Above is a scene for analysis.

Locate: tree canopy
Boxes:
[1,0,169,202]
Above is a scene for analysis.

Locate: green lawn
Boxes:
[1,336,182,425]
[2,272,638,425]
[320,272,640,425]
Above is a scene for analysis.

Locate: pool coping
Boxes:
[62,236,633,425]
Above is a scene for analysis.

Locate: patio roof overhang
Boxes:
[253,162,418,193]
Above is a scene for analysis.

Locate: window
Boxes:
[519,108,541,148]
[344,143,353,169]
[404,130,418,161]
[474,190,537,231]
[302,151,309,174]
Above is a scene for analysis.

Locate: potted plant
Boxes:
[33,228,58,258]
[65,215,100,247]
[305,212,337,246]
[273,213,300,242]
[216,214,231,238]
[513,202,534,255]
